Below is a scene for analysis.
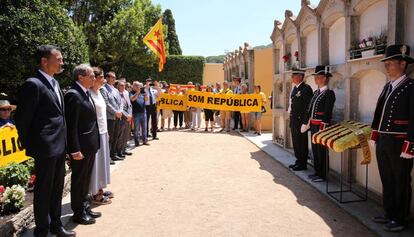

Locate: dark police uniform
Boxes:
[289,76,313,169]
[305,66,336,180]
[371,75,414,226]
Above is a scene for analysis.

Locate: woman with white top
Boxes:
[89,67,113,204]
[191,83,202,130]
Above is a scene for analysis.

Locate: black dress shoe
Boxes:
[87,209,102,218]
[110,160,115,165]
[50,226,76,237]
[288,163,298,169]
[123,151,132,156]
[117,153,126,158]
[153,137,159,140]
[384,221,405,232]
[143,142,150,145]
[112,156,124,161]
[292,165,307,171]
[373,215,390,224]
[72,214,96,225]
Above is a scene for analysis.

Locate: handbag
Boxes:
[261,106,267,113]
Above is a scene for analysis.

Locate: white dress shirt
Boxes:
[39,69,62,106]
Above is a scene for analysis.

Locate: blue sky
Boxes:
[152,0,319,56]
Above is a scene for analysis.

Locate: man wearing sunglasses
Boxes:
[0,100,15,128]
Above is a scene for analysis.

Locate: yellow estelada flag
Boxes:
[143,18,167,72]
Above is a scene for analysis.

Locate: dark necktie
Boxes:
[148,88,153,105]
[291,86,298,98]
[384,83,392,98]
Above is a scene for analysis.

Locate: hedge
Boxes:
[122,55,205,84]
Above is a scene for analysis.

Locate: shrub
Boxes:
[24,158,35,175]
[0,162,30,188]
[122,55,205,84]
[0,185,25,214]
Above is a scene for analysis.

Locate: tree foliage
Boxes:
[205,55,225,63]
[96,0,162,75]
[0,0,89,95]
[163,9,182,55]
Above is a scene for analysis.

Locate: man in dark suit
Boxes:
[370,45,414,232]
[288,68,313,171]
[15,45,75,237]
[65,64,101,225]
[305,65,336,182]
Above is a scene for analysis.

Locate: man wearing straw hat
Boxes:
[0,100,16,128]
[370,44,414,232]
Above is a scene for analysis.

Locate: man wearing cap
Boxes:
[370,44,414,232]
[304,65,336,182]
[15,45,75,237]
[145,78,161,140]
[288,69,313,171]
[0,100,16,128]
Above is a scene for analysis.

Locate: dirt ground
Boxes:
[60,128,374,237]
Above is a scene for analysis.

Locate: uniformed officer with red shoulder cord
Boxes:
[370,44,414,232]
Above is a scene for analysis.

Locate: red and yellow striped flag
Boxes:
[143,18,167,72]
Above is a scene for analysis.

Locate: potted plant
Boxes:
[375,30,387,55]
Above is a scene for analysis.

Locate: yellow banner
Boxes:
[157,93,188,111]
[0,126,29,167]
[187,91,262,112]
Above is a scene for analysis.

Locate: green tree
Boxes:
[205,55,225,63]
[0,0,89,95]
[96,0,162,75]
[162,9,182,55]
[59,0,132,65]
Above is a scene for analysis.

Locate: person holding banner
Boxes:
[183,88,193,129]
[219,81,233,132]
[213,82,222,128]
[232,77,243,131]
[240,84,250,132]
[204,85,215,132]
[172,85,184,129]
[0,100,15,128]
[253,85,267,136]
[191,83,203,131]
[16,45,76,237]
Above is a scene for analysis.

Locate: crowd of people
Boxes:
[1,45,267,237]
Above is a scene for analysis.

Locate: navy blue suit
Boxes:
[15,70,66,237]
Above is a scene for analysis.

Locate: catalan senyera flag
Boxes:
[143,18,167,72]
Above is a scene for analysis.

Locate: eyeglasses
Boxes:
[0,108,12,112]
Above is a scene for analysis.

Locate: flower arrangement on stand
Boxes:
[282,53,291,70]
[293,51,299,68]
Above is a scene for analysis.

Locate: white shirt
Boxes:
[76,81,95,106]
[145,87,159,105]
[318,85,328,92]
[390,74,406,89]
[39,70,62,106]
[90,89,107,134]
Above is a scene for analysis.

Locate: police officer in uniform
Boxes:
[288,68,313,171]
[304,65,336,182]
[370,44,414,232]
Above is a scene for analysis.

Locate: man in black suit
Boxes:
[15,45,75,237]
[370,45,414,232]
[305,65,336,182]
[65,64,101,225]
[288,69,313,171]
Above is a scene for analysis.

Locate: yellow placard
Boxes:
[0,126,29,167]
[157,93,188,111]
[187,91,262,112]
